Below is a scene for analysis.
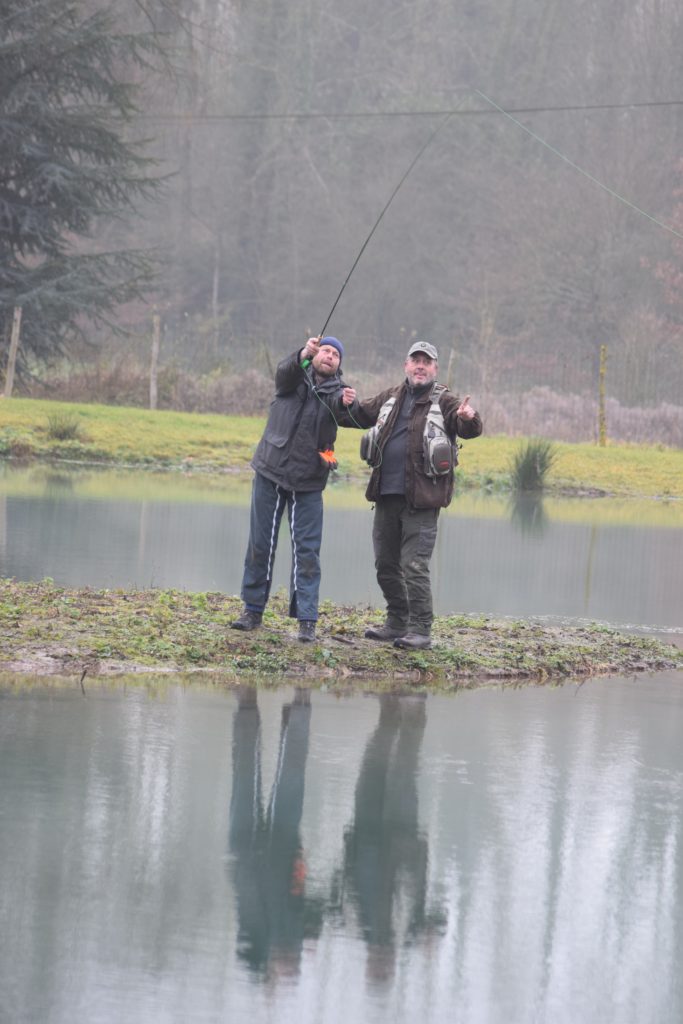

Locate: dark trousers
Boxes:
[241,472,323,621]
[372,496,439,635]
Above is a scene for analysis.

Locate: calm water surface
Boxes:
[1,464,682,1022]
[1,675,682,1024]
[1,464,682,632]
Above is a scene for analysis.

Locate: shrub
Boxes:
[46,412,83,441]
[510,437,558,491]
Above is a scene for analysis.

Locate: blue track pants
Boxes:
[240,472,324,621]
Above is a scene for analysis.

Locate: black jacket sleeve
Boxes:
[274,350,308,395]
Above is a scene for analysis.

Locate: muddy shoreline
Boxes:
[1,580,680,690]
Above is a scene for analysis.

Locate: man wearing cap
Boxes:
[338,340,482,650]
[231,335,354,643]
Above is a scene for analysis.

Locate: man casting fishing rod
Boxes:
[231,335,356,643]
[230,113,481,646]
[336,340,482,650]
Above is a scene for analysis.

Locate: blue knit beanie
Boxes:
[321,336,344,363]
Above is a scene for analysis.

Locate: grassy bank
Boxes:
[1,580,680,689]
[3,462,683,528]
[2,396,683,498]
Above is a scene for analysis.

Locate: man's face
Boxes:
[404,352,438,387]
[312,344,341,376]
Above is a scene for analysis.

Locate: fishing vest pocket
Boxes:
[360,430,380,467]
[361,386,459,476]
[360,396,396,467]
[424,432,457,476]
[423,385,458,477]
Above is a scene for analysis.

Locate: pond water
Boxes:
[1,463,682,1022]
[1,674,682,1024]
[1,464,682,634]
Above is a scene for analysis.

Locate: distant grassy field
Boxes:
[0,397,262,469]
[2,395,683,499]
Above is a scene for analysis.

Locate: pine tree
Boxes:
[0,0,164,376]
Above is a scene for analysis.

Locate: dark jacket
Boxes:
[251,349,347,492]
[347,381,483,509]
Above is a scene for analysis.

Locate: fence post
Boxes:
[446,347,455,391]
[4,306,23,398]
[598,344,607,446]
[149,309,161,410]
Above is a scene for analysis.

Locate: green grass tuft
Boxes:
[509,437,558,491]
[46,412,85,442]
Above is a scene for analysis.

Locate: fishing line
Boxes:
[474,88,683,241]
[299,85,683,461]
[301,352,388,474]
[301,355,363,435]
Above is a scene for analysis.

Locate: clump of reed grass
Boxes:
[509,437,558,491]
[46,412,84,442]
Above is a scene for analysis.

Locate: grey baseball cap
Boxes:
[407,340,438,361]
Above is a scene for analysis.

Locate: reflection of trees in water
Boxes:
[226,686,681,1016]
[228,686,323,978]
[332,694,446,985]
[583,522,597,614]
[429,698,682,1022]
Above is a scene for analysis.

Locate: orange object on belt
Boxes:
[319,449,338,469]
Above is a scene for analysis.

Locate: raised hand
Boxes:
[456,394,475,420]
[341,387,356,406]
[303,336,321,361]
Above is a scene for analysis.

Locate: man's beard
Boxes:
[313,363,338,378]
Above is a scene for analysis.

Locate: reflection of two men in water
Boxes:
[228,687,446,985]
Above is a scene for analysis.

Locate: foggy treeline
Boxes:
[87,0,683,416]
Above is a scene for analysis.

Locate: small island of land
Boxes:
[1,581,680,690]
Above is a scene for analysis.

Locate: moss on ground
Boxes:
[1,579,680,691]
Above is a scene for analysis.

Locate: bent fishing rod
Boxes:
[301,110,456,432]
[302,105,456,447]
[317,110,455,341]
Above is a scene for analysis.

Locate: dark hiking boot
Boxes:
[230,609,263,631]
[393,633,432,650]
[364,624,406,642]
[298,620,317,643]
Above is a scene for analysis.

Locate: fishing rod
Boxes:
[300,111,457,440]
[317,110,456,340]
